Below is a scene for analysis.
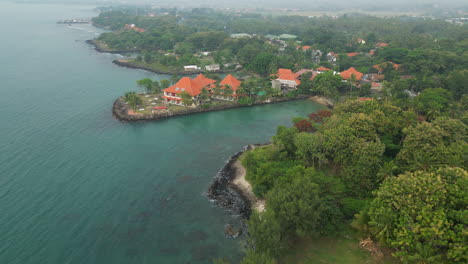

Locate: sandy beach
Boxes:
[309,96,334,108]
[232,158,266,213]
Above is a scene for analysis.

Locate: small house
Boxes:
[340,67,364,81]
[205,64,220,72]
[184,65,201,72]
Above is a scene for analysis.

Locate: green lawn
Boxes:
[129,60,179,73]
[279,233,399,264]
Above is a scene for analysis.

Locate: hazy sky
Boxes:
[5,0,468,8]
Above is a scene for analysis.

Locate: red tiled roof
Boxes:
[276,68,300,85]
[367,74,385,81]
[219,74,242,91]
[373,61,400,72]
[316,66,331,71]
[124,24,145,33]
[295,69,320,80]
[375,42,388,48]
[163,77,204,97]
[193,74,216,87]
[295,69,313,76]
[302,46,312,50]
[347,52,359,57]
[340,67,364,81]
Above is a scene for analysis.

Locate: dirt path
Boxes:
[232,160,266,213]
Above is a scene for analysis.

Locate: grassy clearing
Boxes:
[128,60,178,73]
[279,230,399,264]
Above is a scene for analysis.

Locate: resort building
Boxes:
[213,74,242,101]
[194,74,216,87]
[162,74,216,106]
[163,74,243,105]
[271,68,301,92]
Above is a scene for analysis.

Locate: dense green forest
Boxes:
[233,96,466,263]
[92,8,468,81]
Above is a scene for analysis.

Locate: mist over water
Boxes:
[0,2,324,263]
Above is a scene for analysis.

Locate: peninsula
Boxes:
[86,5,467,264]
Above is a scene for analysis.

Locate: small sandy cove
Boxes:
[232,159,266,213]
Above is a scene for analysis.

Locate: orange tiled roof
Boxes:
[295,69,320,80]
[193,74,216,87]
[163,77,204,97]
[302,46,312,50]
[371,82,382,88]
[276,69,300,85]
[369,50,375,55]
[316,66,331,71]
[375,42,388,48]
[340,67,363,81]
[220,74,242,91]
[358,97,373,101]
[347,52,359,57]
[373,61,400,72]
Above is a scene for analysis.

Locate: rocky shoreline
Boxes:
[207,145,258,219]
[112,59,190,75]
[86,39,138,54]
[112,95,311,122]
[309,95,334,108]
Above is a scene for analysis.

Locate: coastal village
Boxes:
[119,39,399,118]
[43,5,468,264]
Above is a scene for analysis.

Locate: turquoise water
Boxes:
[0,3,324,263]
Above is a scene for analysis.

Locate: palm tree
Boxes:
[199,88,210,104]
[180,91,193,106]
[136,78,154,93]
[125,92,143,111]
[223,85,233,99]
[376,160,398,181]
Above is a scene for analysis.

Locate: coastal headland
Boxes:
[87,40,238,75]
[112,95,330,122]
[86,39,138,54]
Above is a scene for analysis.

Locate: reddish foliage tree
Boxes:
[295,119,315,132]
[309,113,321,122]
[308,110,332,123]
